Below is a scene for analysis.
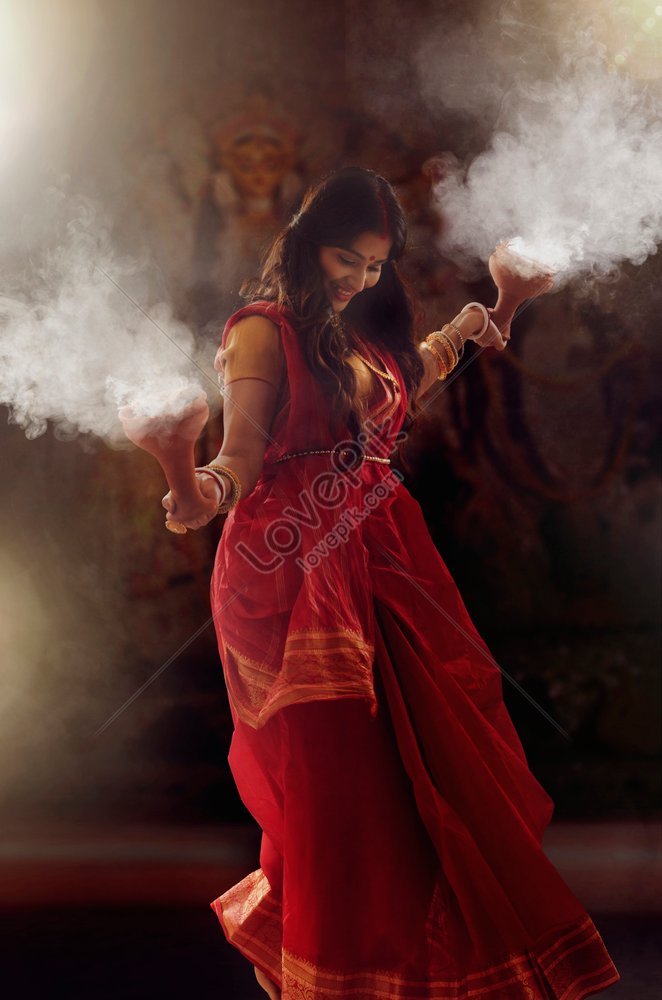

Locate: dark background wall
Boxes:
[0,0,659,830]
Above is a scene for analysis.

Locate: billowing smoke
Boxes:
[421,12,662,284]
[0,188,216,445]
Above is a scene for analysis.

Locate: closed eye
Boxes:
[338,254,382,272]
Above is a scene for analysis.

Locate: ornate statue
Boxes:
[191,92,303,326]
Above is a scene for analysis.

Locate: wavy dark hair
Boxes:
[241,166,425,439]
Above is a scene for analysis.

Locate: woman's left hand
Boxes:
[458,305,508,351]
[473,307,508,351]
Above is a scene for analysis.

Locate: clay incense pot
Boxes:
[118,394,209,534]
[488,242,556,339]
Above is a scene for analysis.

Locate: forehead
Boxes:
[346,231,392,261]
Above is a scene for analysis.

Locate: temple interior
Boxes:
[0,0,660,996]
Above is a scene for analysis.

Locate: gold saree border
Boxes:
[211,868,620,999]
[221,628,377,730]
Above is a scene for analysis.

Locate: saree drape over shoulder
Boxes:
[209,302,621,999]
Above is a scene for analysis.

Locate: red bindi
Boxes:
[369,255,375,261]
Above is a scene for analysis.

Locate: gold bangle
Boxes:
[205,463,242,514]
[422,341,450,380]
[422,341,448,380]
[437,330,459,367]
[427,331,457,371]
[442,322,465,359]
[426,331,454,367]
[430,339,454,374]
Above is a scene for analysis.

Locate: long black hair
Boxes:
[242,166,425,437]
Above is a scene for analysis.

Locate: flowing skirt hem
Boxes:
[210,869,621,999]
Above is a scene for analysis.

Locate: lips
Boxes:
[332,282,354,301]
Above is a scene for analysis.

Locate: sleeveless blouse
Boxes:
[218,311,396,421]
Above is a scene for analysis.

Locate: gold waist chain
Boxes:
[274,448,391,465]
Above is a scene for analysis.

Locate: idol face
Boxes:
[225,135,288,201]
[318,232,392,312]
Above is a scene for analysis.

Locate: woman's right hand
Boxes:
[162,472,223,531]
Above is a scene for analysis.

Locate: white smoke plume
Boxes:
[0,188,216,445]
[420,11,662,284]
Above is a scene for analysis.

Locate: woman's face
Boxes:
[318,231,392,313]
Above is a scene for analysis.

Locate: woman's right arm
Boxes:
[163,315,285,530]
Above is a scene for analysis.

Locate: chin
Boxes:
[329,293,353,313]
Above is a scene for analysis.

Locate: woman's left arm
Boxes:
[414,303,507,402]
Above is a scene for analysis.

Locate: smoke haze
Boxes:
[0,188,216,445]
[418,5,662,284]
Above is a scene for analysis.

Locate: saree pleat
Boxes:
[212,600,620,998]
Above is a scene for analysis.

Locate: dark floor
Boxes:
[0,907,659,998]
[1,821,660,997]
[1,904,261,999]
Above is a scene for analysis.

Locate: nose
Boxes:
[350,265,369,292]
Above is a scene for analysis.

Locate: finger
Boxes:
[162,493,175,512]
[489,324,507,350]
[483,322,507,349]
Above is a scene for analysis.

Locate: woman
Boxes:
[162,168,620,998]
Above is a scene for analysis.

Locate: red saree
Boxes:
[209,302,621,998]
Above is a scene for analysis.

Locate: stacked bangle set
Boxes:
[195,463,242,515]
[421,303,490,381]
[421,323,465,381]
